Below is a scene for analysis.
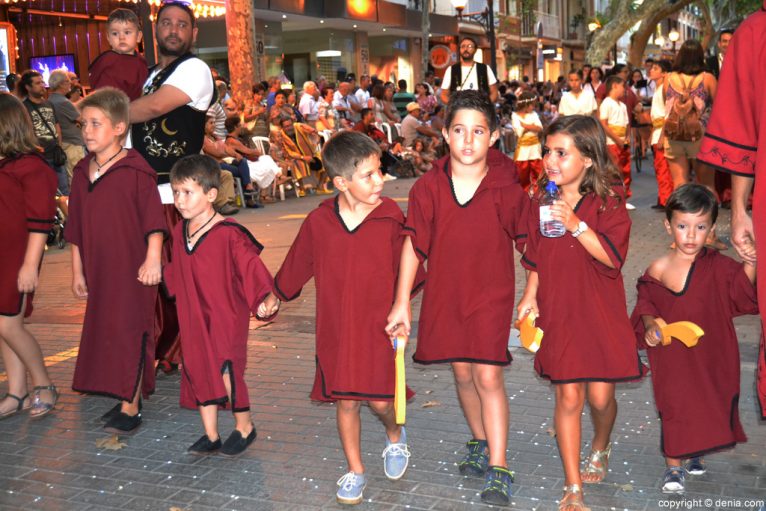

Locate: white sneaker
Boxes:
[625,203,636,210]
[383,174,397,181]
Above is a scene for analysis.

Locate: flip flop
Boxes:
[0,393,30,420]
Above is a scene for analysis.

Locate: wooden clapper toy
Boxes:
[653,318,704,347]
[394,336,406,424]
[515,311,543,353]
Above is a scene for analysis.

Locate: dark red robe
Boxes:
[631,249,757,458]
[405,149,528,366]
[65,150,167,400]
[0,154,57,317]
[697,1,766,418]
[273,197,417,402]
[88,50,148,101]
[522,191,646,382]
[163,219,273,411]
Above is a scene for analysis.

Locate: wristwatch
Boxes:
[571,221,589,238]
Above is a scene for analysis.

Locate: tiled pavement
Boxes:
[1,162,765,511]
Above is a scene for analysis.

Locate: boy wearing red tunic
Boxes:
[163,155,272,457]
[262,131,418,505]
[66,88,166,434]
[631,184,757,495]
[88,9,148,100]
[387,91,529,506]
[599,76,633,206]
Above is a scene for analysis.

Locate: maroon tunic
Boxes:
[631,249,757,458]
[273,197,417,402]
[697,1,766,418]
[164,219,273,411]
[65,150,167,401]
[522,191,646,382]
[0,154,57,317]
[88,50,148,101]
[405,149,528,366]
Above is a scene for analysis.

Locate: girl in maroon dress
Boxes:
[517,115,646,511]
[0,93,59,420]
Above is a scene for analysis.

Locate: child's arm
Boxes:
[744,261,756,284]
[516,270,540,319]
[71,244,88,299]
[385,237,419,345]
[138,232,164,286]
[17,233,48,294]
[549,201,615,268]
[640,315,663,347]
[519,121,542,133]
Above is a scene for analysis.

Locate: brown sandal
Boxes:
[559,484,590,510]
[0,393,30,419]
[580,442,611,483]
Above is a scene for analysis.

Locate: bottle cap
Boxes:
[545,181,558,193]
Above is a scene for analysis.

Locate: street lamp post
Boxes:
[668,28,680,55]
[450,0,497,75]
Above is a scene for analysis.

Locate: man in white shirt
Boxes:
[558,70,597,117]
[440,36,498,104]
[354,74,371,108]
[298,81,320,126]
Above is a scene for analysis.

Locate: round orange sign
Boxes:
[429,45,454,70]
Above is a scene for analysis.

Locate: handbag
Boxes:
[28,101,67,166]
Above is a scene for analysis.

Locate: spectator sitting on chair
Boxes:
[354,107,402,180]
[400,102,440,148]
[202,114,259,208]
[224,116,286,202]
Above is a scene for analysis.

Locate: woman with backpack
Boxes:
[663,40,723,248]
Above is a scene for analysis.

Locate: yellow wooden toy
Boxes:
[394,337,406,425]
[654,318,704,347]
[515,311,543,353]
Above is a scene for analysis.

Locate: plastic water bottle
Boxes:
[540,181,566,238]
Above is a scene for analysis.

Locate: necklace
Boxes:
[186,213,217,243]
[94,146,123,179]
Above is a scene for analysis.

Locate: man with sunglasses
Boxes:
[129,0,215,185]
[440,36,498,104]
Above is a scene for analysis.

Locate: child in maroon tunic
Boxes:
[387,91,528,506]
[163,155,273,457]
[262,131,417,505]
[0,93,59,420]
[631,184,757,495]
[517,115,646,511]
[88,9,148,101]
[66,88,166,435]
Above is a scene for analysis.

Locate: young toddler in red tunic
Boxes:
[387,90,529,506]
[631,184,757,495]
[163,155,273,457]
[261,131,418,505]
[88,8,148,101]
[66,88,166,435]
[517,115,646,511]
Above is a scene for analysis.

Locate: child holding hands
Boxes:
[631,184,757,494]
[516,115,646,511]
[262,131,418,505]
[387,90,529,506]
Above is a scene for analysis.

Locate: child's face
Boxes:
[333,154,384,206]
[442,109,498,168]
[80,106,126,155]
[567,74,581,91]
[542,132,592,189]
[665,210,714,257]
[172,178,217,221]
[610,82,625,98]
[107,21,142,55]
[204,117,215,136]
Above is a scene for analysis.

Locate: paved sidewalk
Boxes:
[1,164,765,511]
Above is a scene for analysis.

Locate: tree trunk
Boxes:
[586,0,688,64]
[627,0,696,67]
[699,0,715,51]
[225,0,257,108]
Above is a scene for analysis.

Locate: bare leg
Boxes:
[472,363,509,468]
[451,362,486,441]
[337,399,364,474]
[665,456,682,467]
[668,156,691,190]
[221,371,253,435]
[121,375,141,416]
[368,400,401,443]
[198,404,220,441]
[0,339,30,414]
[582,382,617,483]
[554,383,586,487]
[695,160,726,248]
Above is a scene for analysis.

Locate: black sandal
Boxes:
[29,384,58,420]
[0,393,30,419]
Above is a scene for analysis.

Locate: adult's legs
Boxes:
[667,152,691,190]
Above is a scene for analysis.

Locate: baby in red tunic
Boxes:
[163,155,273,457]
[262,131,417,505]
[387,90,529,506]
[88,8,148,101]
[517,115,646,511]
[632,184,757,495]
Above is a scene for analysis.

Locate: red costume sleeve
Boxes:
[136,171,168,241]
[520,198,539,272]
[22,157,57,233]
[496,181,530,252]
[718,259,758,317]
[229,227,274,317]
[273,216,315,301]
[591,196,631,278]
[697,23,758,177]
[630,276,662,350]
[403,179,434,262]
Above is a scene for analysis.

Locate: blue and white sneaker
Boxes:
[686,457,706,475]
[382,427,411,480]
[661,466,686,494]
[336,471,366,505]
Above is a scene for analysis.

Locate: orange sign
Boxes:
[430,45,454,70]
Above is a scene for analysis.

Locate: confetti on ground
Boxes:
[421,400,442,408]
[95,435,127,451]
